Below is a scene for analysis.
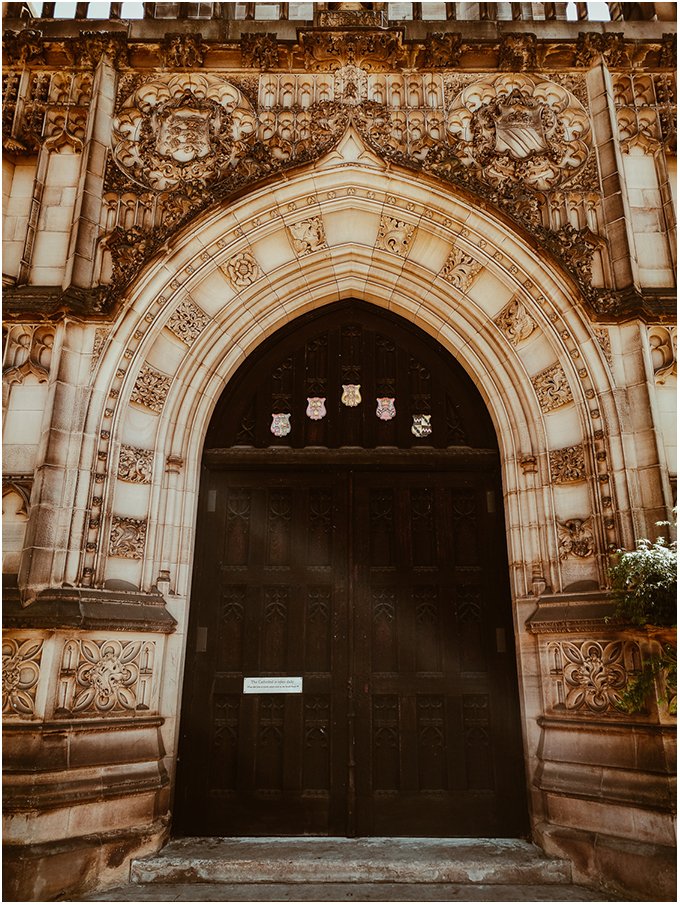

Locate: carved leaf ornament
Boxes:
[112,74,257,191]
[2,638,42,716]
[561,640,627,713]
[73,639,142,712]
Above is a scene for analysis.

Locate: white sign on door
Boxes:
[243,676,303,694]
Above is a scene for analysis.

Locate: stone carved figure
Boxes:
[494,296,537,345]
[439,247,483,292]
[162,34,206,69]
[112,74,257,191]
[241,34,279,71]
[557,517,595,560]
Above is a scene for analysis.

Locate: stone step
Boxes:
[130,837,573,887]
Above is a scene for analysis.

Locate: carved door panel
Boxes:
[351,471,527,837]
[176,470,350,835]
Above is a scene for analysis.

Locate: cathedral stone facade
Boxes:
[2,2,676,901]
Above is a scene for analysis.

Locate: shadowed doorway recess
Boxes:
[176,301,528,838]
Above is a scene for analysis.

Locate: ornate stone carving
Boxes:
[111,74,257,191]
[3,325,54,385]
[72,32,129,68]
[447,75,592,191]
[594,328,612,368]
[289,216,328,256]
[2,638,42,718]
[648,326,677,385]
[3,29,44,66]
[117,445,154,485]
[130,364,172,413]
[109,516,148,559]
[575,32,628,69]
[298,31,408,72]
[549,445,587,484]
[612,72,676,153]
[548,640,634,713]
[57,638,155,715]
[317,9,386,28]
[531,363,573,413]
[376,216,415,256]
[221,251,262,289]
[519,454,538,475]
[241,33,279,71]
[162,33,206,68]
[421,33,464,69]
[498,33,538,72]
[439,247,483,292]
[165,296,210,346]
[659,33,677,69]
[494,296,537,346]
[557,517,595,560]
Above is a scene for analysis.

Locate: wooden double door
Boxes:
[175,461,528,838]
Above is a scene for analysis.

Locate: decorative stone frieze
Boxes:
[2,637,42,718]
[550,445,587,484]
[111,74,257,191]
[56,638,155,715]
[594,328,612,368]
[117,445,154,485]
[3,325,54,385]
[421,33,464,69]
[91,327,110,372]
[161,33,206,68]
[648,325,676,384]
[109,516,148,559]
[498,33,538,72]
[531,363,573,413]
[241,33,279,71]
[288,217,328,256]
[494,296,537,346]
[547,639,636,713]
[165,297,210,346]
[130,364,171,413]
[376,216,415,256]
[298,30,408,72]
[575,32,628,68]
[439,247,482,291]
[2,28,44,66]
[221,251,262,289]
[557,517,595,560]
[72,31,128,68]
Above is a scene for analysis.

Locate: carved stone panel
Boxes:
[547,639,637,714]
[117,445,154,485]
[557,517,595,560]
[165,297,210,346]
[376,216,415,257]
[221,251,262,289]
[531,363,573,413]
[2,637,42,719]
[56,638,155,716]
[494,296,537,346]
[549,445,587,484]
[130,364,172,414]
[288,216,328,256]
[3,325,54,385]
[439,247,482,292]
[109,516,148,559]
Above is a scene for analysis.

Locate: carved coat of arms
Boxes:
[270,413,292,437]
[341,384,362,406]
[306,397,327,420]
[411,414,432,438]
[376,397,396,421]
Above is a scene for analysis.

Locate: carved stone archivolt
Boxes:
[447,74,592,192]
[130,364,172,413]
[3,325,54,385]
[376,216,415,257]
[439,247,482,292]
[549,445,587,484]
[531,363,573,413]
[2,637,42,718]
[111,74,258,191]
[494,296,537,346]
[557,517,595,560]
[165,296,210,346]
[117,445,154,484]
[57,638,155,715]
[109,516,148,559]
[547,639,636,714]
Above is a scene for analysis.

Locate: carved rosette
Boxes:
[439,247,482,292]
[165,297,211,346]
[531,363,573,413]
[117,445,153,484]
[548,640,635,713]
[130,364,172,414]
[221,251,262,289]
[288,216,328,256]
[2,638,43,718]
[111,74,257,191]
[57,638,155,715]
[109,516,148,559]
[376,216,415,257]
[557,517,595,560]
[494,296,537,346]
[549,445,586,484]
[447,74,592,191]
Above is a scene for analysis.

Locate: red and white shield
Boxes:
[376,397,396,421]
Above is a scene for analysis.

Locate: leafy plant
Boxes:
[609,530,677,628]
[617,644,677,716]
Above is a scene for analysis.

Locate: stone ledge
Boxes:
[525,591,620,634]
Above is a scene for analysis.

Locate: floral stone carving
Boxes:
[376,216,415,256]
[109,516,148,559]
[130,364,172,413]
[549,445,587,484]
[57,638,154,715]
[548,640,633,713]
[117,445,154,484]
[439,247,483,292]
[494,296,537,346]
[221,251,262,289]
[2,638,42,717]
[447,74,592,191]
[557,517,595,560]
[289,217,328,255]
[531,363,573,413]
[111,74,257,191]
[166,296,210,346]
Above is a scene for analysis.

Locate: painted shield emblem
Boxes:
[270,413,291,437]
[376,397,396,421]
[306,397,327,420]
[412,414,432,438]
[341,384,362,407]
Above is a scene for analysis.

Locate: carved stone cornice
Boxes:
[526,592,621,635]
[2,285,108,320]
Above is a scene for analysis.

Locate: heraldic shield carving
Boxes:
[306,397,327,420]
[376,397,396,421]
[341,385,362,407]
[270,413,292,437]
[112,74,258,191]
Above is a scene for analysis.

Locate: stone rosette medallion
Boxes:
[447,74,592,191]
[111,74,258,191]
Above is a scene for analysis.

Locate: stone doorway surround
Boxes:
[3,146,675,900]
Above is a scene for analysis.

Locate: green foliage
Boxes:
[609,531,677,628]
[617,645,677,716]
